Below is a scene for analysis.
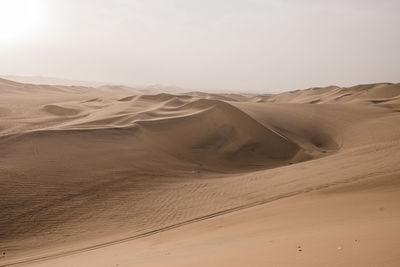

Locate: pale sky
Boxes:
[0,0,399,92]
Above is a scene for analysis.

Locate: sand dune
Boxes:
[0,79,399,266]
[257,82,400,104]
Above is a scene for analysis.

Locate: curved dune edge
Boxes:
[1,79,400,266]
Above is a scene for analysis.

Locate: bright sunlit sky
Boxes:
[0,0,399,92]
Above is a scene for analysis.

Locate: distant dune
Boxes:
[0,78,399,267]
[0,75,188,94]
[254,82,400,105]
[0,75,109,87]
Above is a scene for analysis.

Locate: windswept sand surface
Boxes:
[1,78,400,266]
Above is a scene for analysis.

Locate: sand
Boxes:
[0,78,399,266]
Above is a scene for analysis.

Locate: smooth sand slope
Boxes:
[0,78,400,266]
[27,173,400,267]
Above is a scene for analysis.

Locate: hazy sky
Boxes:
[0,0,399,92]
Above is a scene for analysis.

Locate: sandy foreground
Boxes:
[0,78,400,266]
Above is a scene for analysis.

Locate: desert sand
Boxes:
[1,78,400,266]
